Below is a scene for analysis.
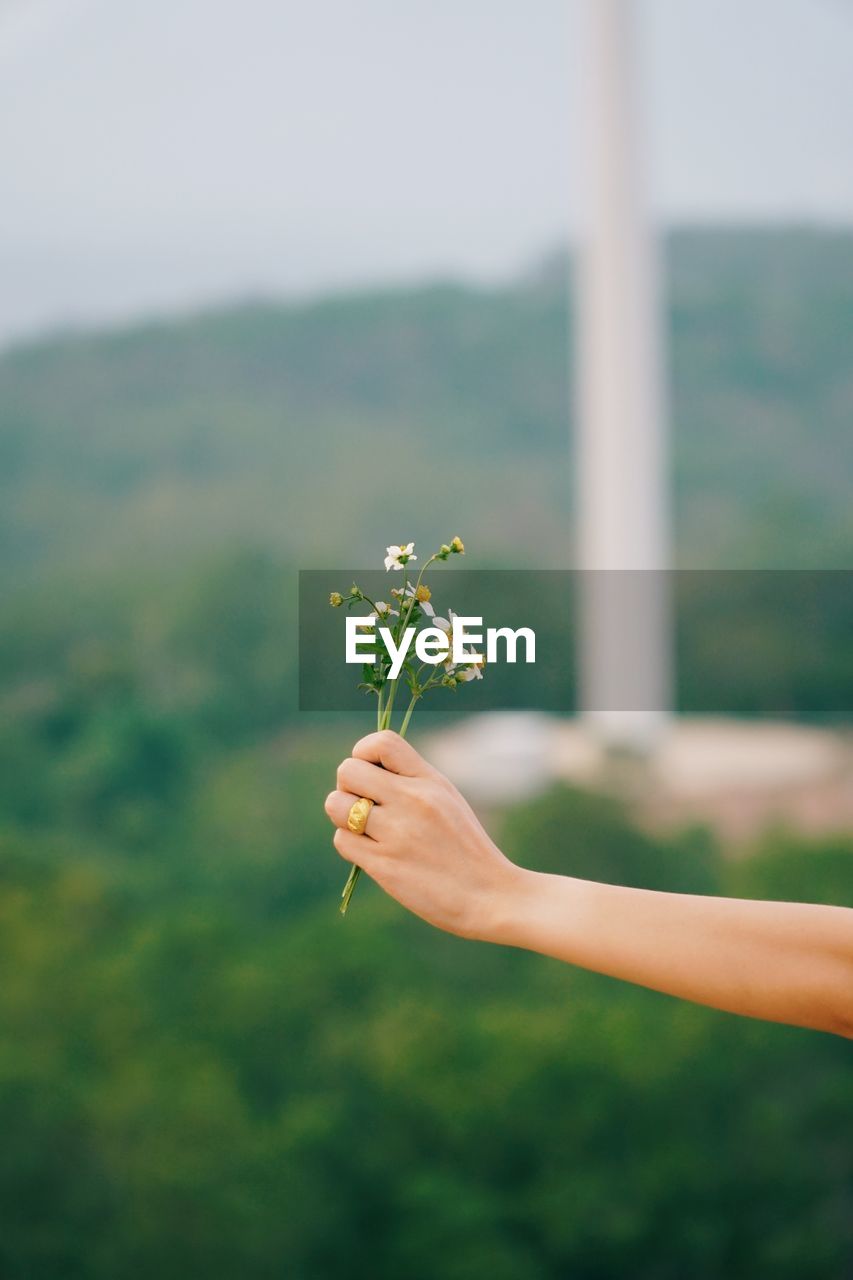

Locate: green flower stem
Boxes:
[376,566,416,734]
[380,677,398,729]
[398,554,438,629]
[339,550,446,917]
[340,863,361,914]
[339,693,415,916]
[399,694,418,738]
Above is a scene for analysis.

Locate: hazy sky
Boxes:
[2,0,852,343]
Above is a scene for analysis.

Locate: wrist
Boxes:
[479,864,591,962]
[473,862,549,948]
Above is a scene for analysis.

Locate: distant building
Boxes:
[575,0,671,750]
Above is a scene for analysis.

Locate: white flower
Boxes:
[402,584,435,617]
[433,608,456,634]
[434,609,460,669]
[434,609,484,676]
[384,542,417,572]
[369,602,398,621]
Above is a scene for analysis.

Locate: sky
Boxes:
[1,0,852,344]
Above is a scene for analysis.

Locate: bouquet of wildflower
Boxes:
[329,536,483,913]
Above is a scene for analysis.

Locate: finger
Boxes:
[324,789,382,839]
[336,756,396,803]
[333,825,379,868]
[351,729,434,778]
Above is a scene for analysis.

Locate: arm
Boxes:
[326,731,853,1039]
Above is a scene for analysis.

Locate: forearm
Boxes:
[491,869,853,1038]
[329,731,853,1037]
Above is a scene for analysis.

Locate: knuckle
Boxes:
[336,758,353,789]
[324,790,337,816]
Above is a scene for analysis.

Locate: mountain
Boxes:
[1,226,852,588]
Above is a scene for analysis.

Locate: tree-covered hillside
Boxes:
[1,226,852,587]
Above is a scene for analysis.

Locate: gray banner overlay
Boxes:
[298,570,853,717]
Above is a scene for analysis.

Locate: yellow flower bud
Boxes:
[450,536,464,554]
[329,592,343,607]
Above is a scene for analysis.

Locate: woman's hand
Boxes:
[325,729,523,940]
[324,729,853,1035]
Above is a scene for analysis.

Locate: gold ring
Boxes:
[346,796,374,835]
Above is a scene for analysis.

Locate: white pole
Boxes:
[575,0,671,750]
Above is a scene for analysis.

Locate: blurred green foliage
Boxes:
[0,557,851,1275]
[0,227,851,1274]
[0,740,851,1277]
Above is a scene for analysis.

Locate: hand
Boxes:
[324,739,853,1036]
[325,730,523,940]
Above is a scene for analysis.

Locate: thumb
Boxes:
[351,729,435,777]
